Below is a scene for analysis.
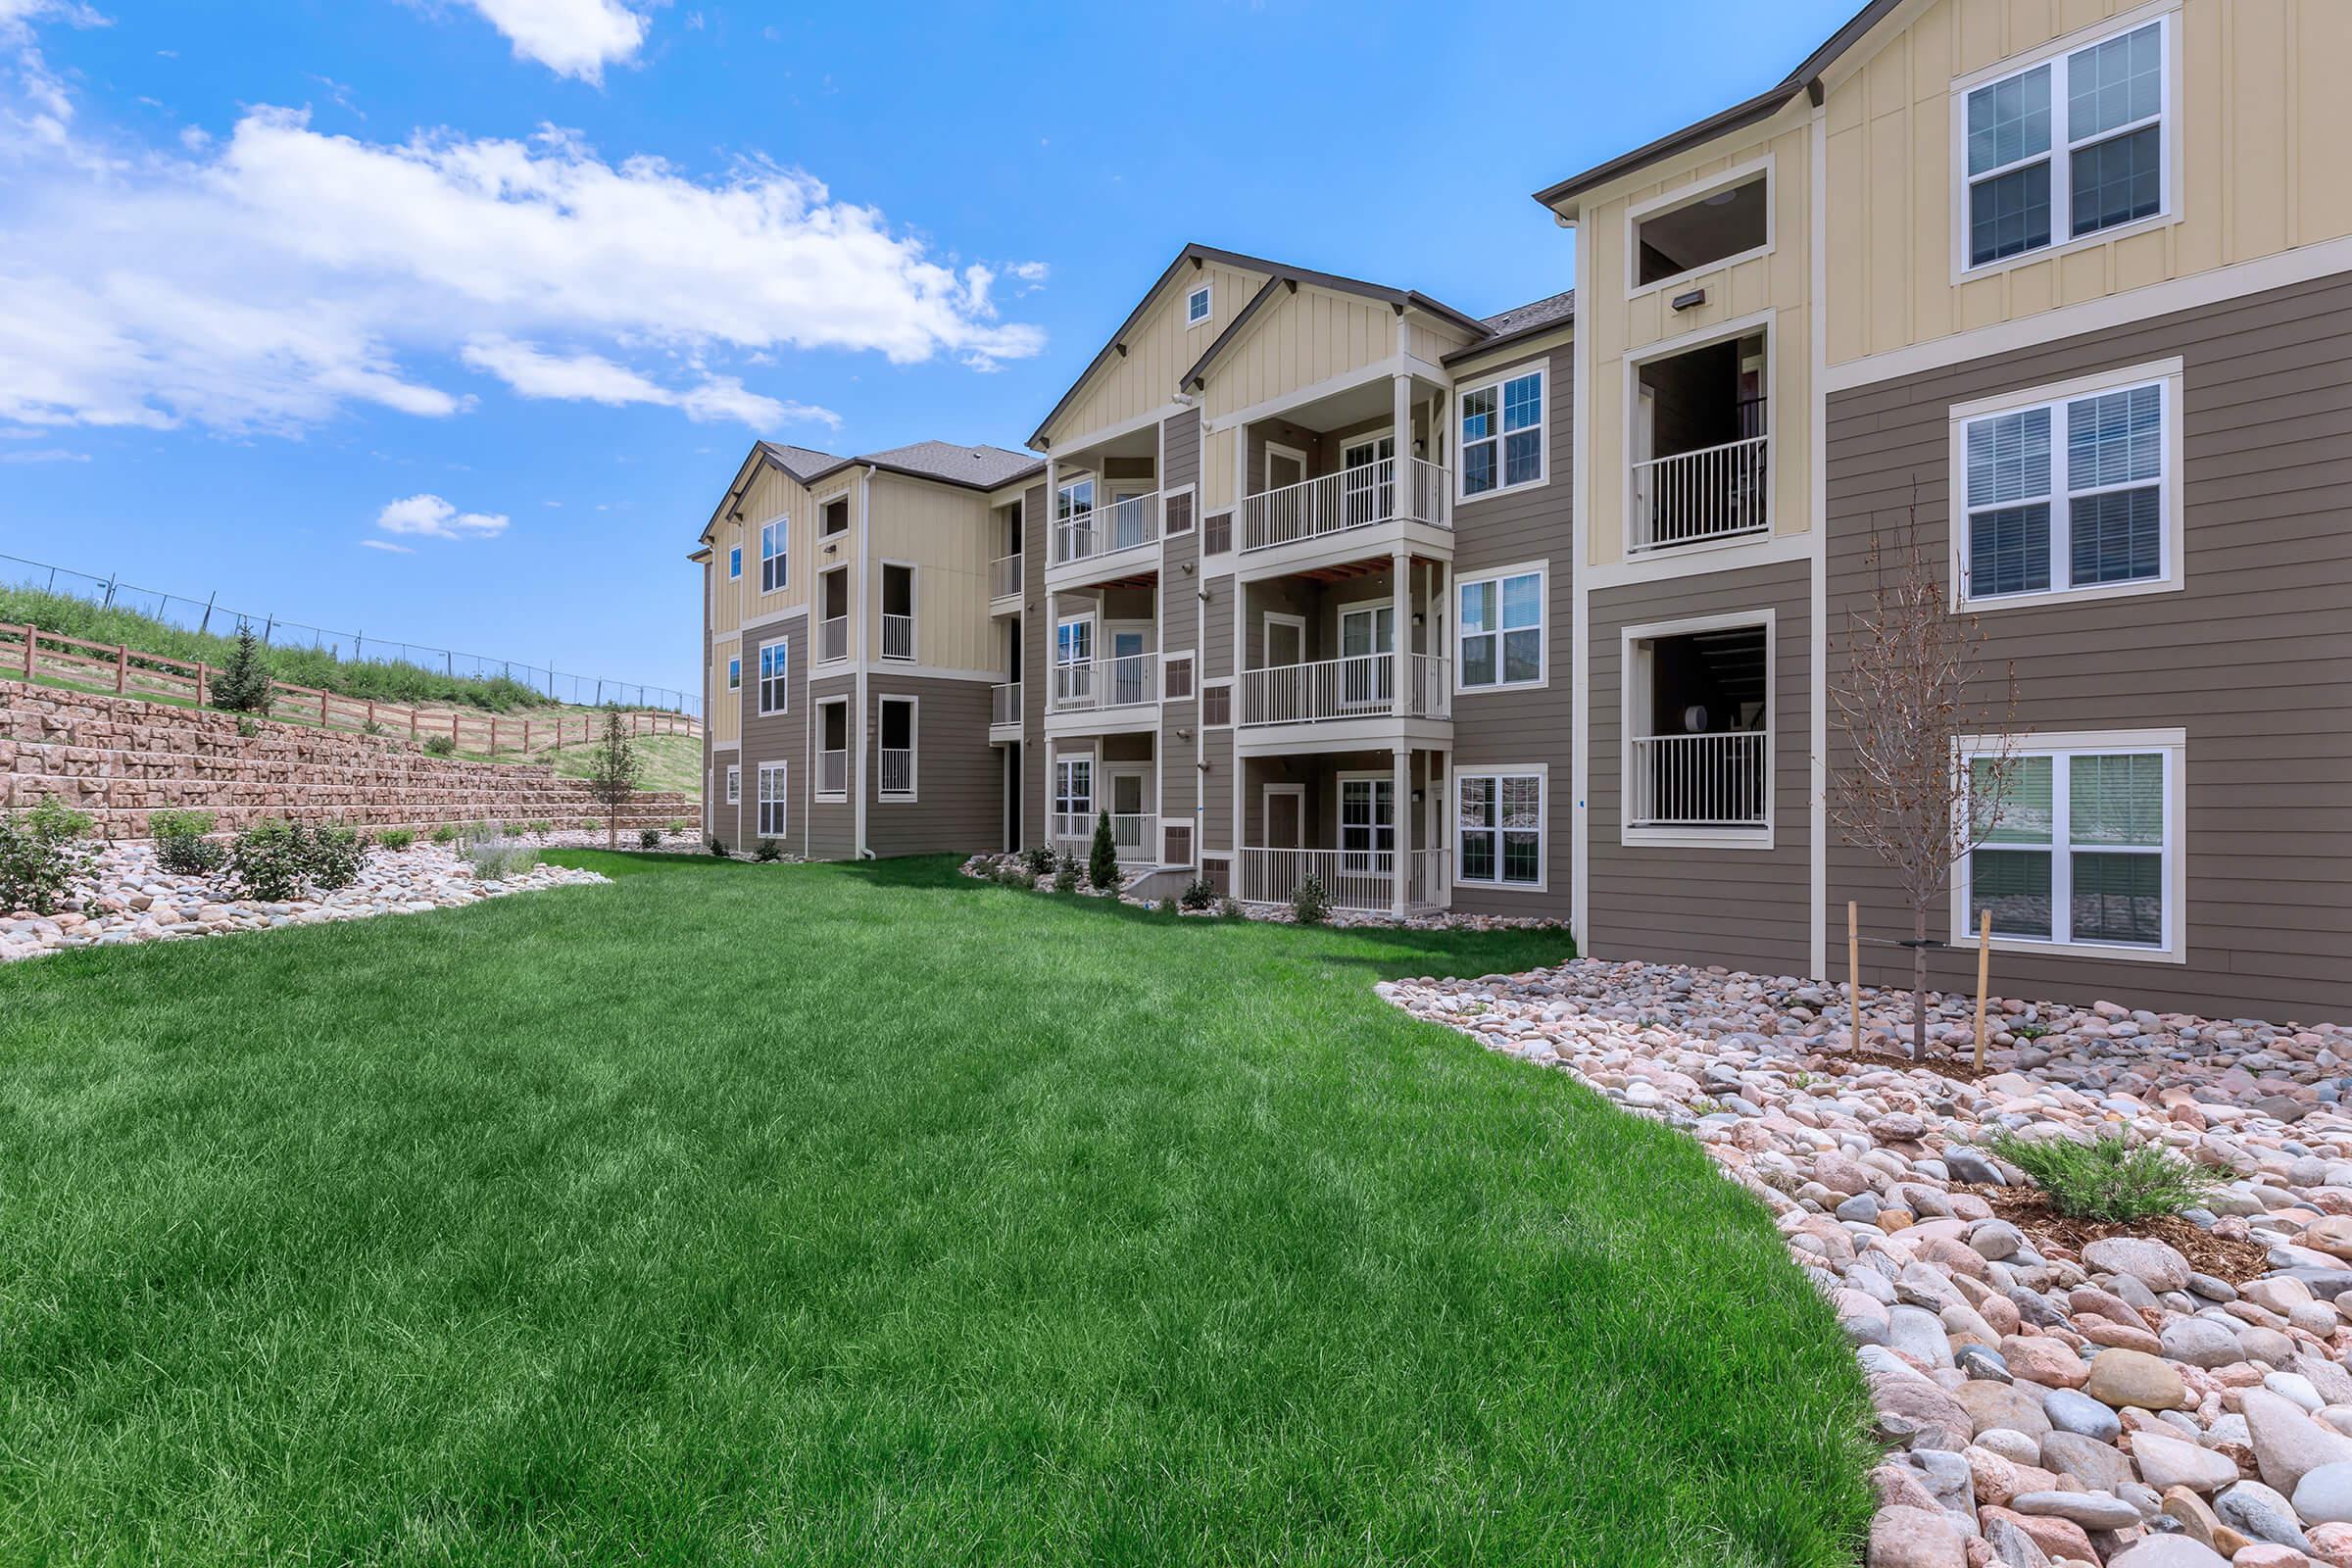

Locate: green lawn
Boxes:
[0,854,1872,1564]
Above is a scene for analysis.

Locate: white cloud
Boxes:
[0,444,88,462]
[455,0,648,84]
[360,538,414,554]
[0,77,1043,437]
[375,492,509,541]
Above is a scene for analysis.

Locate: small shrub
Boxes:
[376,828,416,851]
[665,818,687,837]
[308,824,366,891]
[421,734,457,758]
[461,834,539,882]
[638,827,662,850]
[1054,850,1082,892]
[0,799,94,914]
[210,621,273,713]
[227,818,310,901]
[234,714,261,738]
[430,822,461,845]
[1218,895,1243,920]
[1984,1131,2221,1223]
[1020,844,1056,877]
[753,839,782,862]
[1088,809,1119,894]
[1178,876,1217,912]
[580,817,600,834]
[148,808,218,841]
[361,719,385,737]
[529,820,553,838]
[708,835,728,858]
[1289,874,1331,926]
[992,864,1034,890]
[149,808,226,876]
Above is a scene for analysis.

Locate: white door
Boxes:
[1055,617,1094,707]
[1108,770,1147,853]
[1342,434,1396,525]
[1340,605,1396,710]
[1054,758,1092,837]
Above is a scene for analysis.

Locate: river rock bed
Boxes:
[1383,958,2352,1567]
[957,852,1571,933]
[1,840,609,962]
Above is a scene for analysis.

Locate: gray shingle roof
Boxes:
[1479,289,1576,339]
[758,442,841,483]
[855,441,1043,490]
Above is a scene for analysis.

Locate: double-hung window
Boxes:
[1955,365,2177,607]
[1460,367,1545,498]
[726,656,741,692]
[724,763,740,805]
[727,545,742,579]
[756,761,788,839]
[1964,733,2180,958]
[1456,771,1544,889]
[1962,16,2168,270]
[1458,567,1544,690]
[757,637,789,715]
[760,517,789,593]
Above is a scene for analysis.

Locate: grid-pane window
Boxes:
[1457,773,1543,887]
[1960,378,2167,602]
[1201,683,1231,728]
[1968,746,2171,951]
[758,639,789,715]
[757,762,788,838]
[1186,284,1211,324]
[1458,570,1543,689]
[1962,18,2167,270]
[1054,759,1091,819]
[1461,370,1544,497]
[760,518,788,593]
[724,764,740,805]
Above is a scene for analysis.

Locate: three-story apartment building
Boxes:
[696,0,2350,1021]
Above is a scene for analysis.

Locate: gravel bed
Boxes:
[958,853,1570,933]
[1385,958,2352,1567]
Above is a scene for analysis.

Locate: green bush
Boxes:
[0,799,94,914]
[210,621,273,713]
[707,835,728,858]
[665,818,688,836]
[461,834,539,881]
[529,820,553,838]
[1984,1132,2221,1223]
[1054,850,1082,892]
[148,808,218,841]
[992,864,1034,890]
[580,817,600,834]
[638,827,662,850]
[420,734,457,758]
[1289,874,1331,926]
[234,714,261,738]
[1218,895,1244,920]
[308,824,366,891]
[151,809,226,876]
[1020,844,1056,878]
[753,839,782,862]
[1178,876,1217,912]
[227,818,310,901]
[429,822,461,845]
[376,828,416,851]
[1088,810,1120,894]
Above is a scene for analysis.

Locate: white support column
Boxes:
[1391,744,1410,917]
[1390,549,1410,717]
[1392,371,1411,522]
[1043,455,1057,565]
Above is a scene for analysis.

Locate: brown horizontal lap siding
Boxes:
[736,619,809,857]
[804,671,858,859]
[1825,269,2352,1022]
[1450,341,1576,920]
[866,676,997,858]
[1587,557,1812,977]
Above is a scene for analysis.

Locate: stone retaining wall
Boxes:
[0,679,694,838]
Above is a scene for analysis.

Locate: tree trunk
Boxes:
[607,812,617,852]
[1911,904,1931,1061]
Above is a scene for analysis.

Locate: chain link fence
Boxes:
[0,550,695,714]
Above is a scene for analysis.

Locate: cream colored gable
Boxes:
[1199,282,1475,420]
[1044,260,1267,449]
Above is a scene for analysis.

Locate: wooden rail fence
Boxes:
[2,619,698,755]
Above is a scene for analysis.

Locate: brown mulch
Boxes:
[1963,1185,2274,1285]
[1812,1044,2007,1085]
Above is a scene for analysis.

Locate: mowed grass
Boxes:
[0,854,1873,1565]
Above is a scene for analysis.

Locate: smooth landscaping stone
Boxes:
[2130,1429,2243,1494]
[2046,1386,2124,1441]
[1868,1504,1968,1568]
[2105,1539,2230,1568]
[2294,1460,2352,1527]
[2087,1348,2193,1411]
[2245,1388,2352,1494]
[2217,1480,2314,1549]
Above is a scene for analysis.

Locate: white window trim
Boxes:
[724,763,741,806]
[1617,607,1777,851]
[1054,610,1097,668]
[1186,282,1213,327]
[1161,652,1195,703]
[1455,359,1549,503]
[1335,770,1398,867]
[1947,357,2184,612]
[1453,763,1548,894]
[1262,442,1308,493]
[1624,155,1776,302]
[1948,2,2181,284]
[1056,474,1097,519]
[815,564,851,665]
[726,656,741,692]
[1620,309,1775,559]
[1454,561,1548,697]
[818,490,852,537]
[1953,727,2187,965]
[1258,783,1305,848]
[1259,611,1307,669]
[1054,751,1097,826]
[758,514,790,595]
[879,559,918,662]
[877,694,918,804]
[813,697,850,802]
[1201,676,1235,728]
[755,636,790,716]
[755,760,789,840]
[727,544,742,580]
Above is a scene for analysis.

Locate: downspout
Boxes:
[855,464,876,859]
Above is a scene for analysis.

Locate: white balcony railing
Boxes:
[817,747,848,797]
[1241,458,1450,554]
[1049,653,1157,713]
[1631,435,1769,553]
[1051,491,1160,566]
[880,747,914,799]
[1237,847,1445,914]
[1051,811,1158,861]
[882,612,914,661]
[1238,653,1448,727]
[990,553,1023,600]
[991,681,1021,727]
[819,614,849,662]
[1629,731,1769,828]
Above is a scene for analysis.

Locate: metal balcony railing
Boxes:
[1241,458,1449,553]
[1631,435,1769,553]
[1237,653,1448,726]
[1628,731,1769,827]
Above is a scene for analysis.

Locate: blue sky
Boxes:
[0,0,1859,704]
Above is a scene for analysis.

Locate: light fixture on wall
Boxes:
[1672,288,1708,312]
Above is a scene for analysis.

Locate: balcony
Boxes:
[1051,491,1160,568]
[1242,459,1449,555]
[1052,811,1158,862]
[1049,653,1156,715]
[1628,732,1768,827]
[1632,435,1769,553]
[819,614,849,663]
[991,680,1021,728]
[1625,619,1770,836]
[990,553,1023,602]
[1238,654,1449,727]
[817,747,848,798]
[882,612,913,662]
[880,746,914,800]
[1236,847,1446,915]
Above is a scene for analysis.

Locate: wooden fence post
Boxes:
[1846,901,1861,1054]
[320,690,329,726]
[409,706,418,740]
[1972,909,1993,1072]
[490,716,498,753]
[195,662,207,708]
[116,643,128,695]
[21,624,35,679]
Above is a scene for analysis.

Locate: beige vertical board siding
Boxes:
[738,462,818,619]
[1020,482,1049,849]
[865,473,993,672]
[728,619,809,857]
[1201,425,1238,515]
[1199,287,1407,421]
[1577,116,1817,567]
[1051,262,1266,444]
[1824,0,2352,368]
[1585,559,1814,975]
[863,676,998,858]
[1824,270,2352,1021]
[1448,339,1578,919]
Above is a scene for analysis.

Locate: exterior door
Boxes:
[1342,434,1396,525]
[1339,605,1395,709]
[1110,628,1148,707]
[1264,615,1304,667]
[1108,770,1147,853]
[1055,617,1093,707]
[1054,757,1092,837]
[1264,786,1303,850]
[1265,447,1305,493]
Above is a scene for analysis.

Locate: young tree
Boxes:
[1088,808,1119,894]
[212,621,273,713]
[583,707,643,851]
[1828,516,2023,1060]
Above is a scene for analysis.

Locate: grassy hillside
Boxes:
[538,729,704,801]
